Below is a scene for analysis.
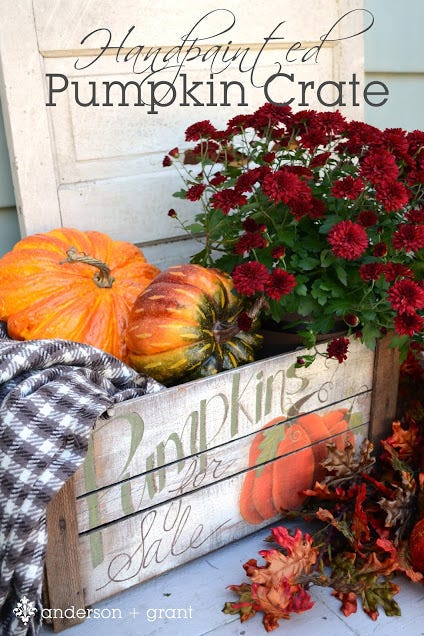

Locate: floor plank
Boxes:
[40,522,424,636]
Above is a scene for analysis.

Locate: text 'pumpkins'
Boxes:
[126,264,263,385]
[0,228,160,361]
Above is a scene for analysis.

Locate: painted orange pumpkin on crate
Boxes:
[0,227,160,361]
[239,409,353,524]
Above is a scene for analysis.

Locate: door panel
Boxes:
[0,0,365,267]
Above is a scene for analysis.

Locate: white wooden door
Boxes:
[0,0,365,268]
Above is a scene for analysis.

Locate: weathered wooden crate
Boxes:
[43,336,399,631]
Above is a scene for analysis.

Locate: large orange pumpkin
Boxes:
[0,228,160,361]
[126,264,263,385]
[239,409,352,525]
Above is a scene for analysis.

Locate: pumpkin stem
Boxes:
[213,295,266,343]
[61,247,115,288]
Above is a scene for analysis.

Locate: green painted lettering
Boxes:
[255,370,264,422]
[264,369,286,416]
[198,392,229,471]
[230,371,256,436]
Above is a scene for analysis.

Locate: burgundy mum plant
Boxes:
[164,103,424,363]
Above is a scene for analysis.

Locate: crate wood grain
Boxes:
[44,336,399,631]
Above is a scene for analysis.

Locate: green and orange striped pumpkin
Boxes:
[126,264,262,385]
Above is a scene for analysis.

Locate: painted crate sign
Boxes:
[44,336,399,631]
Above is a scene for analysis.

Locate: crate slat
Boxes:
[76,393,370,533]
[44,336,400,627]
[78,421,367,606]
[73,338,374,495]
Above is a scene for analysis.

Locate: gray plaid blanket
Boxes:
[0,322,163,635]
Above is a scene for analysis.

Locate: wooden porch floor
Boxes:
[40,522,424,636]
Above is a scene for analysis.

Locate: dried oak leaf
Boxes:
[360,579,401,620]
[315,507,335,523]
[303,481,351,501]
[378,469,416,535]
[384,420,420,461]
[330,551,401,620]
[322,438,375,486]
[332,590,357,617]
[247,527,318,585]
[223,582,258,623]
[352,482,371,549]
[380,440,412,475]
[225,528,317,632]
[376,537,423,583]
[315,507,355,545]
[250,578,314,632]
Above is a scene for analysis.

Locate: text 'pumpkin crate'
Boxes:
[43,335,399,631]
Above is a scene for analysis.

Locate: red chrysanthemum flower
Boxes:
[185,120,217,141]
[360,148,398,186]
[289,109,319,132]
[373,242,388,257]
[232,261,271,296]
[289,181,314,219]
[162,155,172,167]
[316,110,346,135]
[406,209,424,224]
[186,183,206,201]
[342,121,383,154]
[327,220,368,260]
[394,312,424,336]
[189,140,220,161]
[262,169,304,205]
[237,312,253,332]
[383,262,414,282]
[407,129,424,155]
[265,268,297,300]
[388,279,424,314]
[393,224,424,252]
[359,262,384,281]
[343,313,359,327]
[357,210,378,227]
[299,127,329,151]
[406,167,424,186]
[211,189,247,215]
[209,172,227,187]
[242,218,266,233]
[383,128,409,157]
[168,147,179,158]
[250,103,291,130]
[327,337,350,363]
[307,198,326,219]
[262,151,276,163]
[167,208,177,218]
[225,115,252,137]
[375,180,411,212]
[309,151,332,168]
[285,165,314,180]
[183,148,201,165]
[331,176,364,200]
[225,114,252,134]
[236,167,270,193]
[234,232,268,255]
[272,245,286,259]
